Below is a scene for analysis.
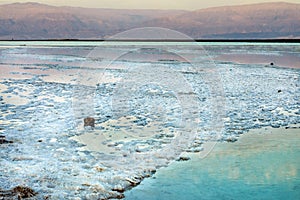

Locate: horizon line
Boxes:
[1,39,300,43]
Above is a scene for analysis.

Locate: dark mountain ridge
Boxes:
[0,2,299,39]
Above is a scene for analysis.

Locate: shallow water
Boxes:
[216,53,300,69]
[125,126,300,200]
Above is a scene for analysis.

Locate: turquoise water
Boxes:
[125,128,300,200]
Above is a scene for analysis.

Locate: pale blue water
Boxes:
[125,128,300,200]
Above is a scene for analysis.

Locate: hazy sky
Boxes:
[0,0,299,10]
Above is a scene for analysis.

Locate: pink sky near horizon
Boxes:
[0,0,299,10]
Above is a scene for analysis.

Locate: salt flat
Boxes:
[0,42,299,199]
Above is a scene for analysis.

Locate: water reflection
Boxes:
[125,126,300,199]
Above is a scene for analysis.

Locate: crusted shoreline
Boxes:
[0,44,299,199]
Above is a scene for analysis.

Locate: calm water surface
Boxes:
[125,127,300,200]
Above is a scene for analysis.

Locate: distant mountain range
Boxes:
[0,2,299,39]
